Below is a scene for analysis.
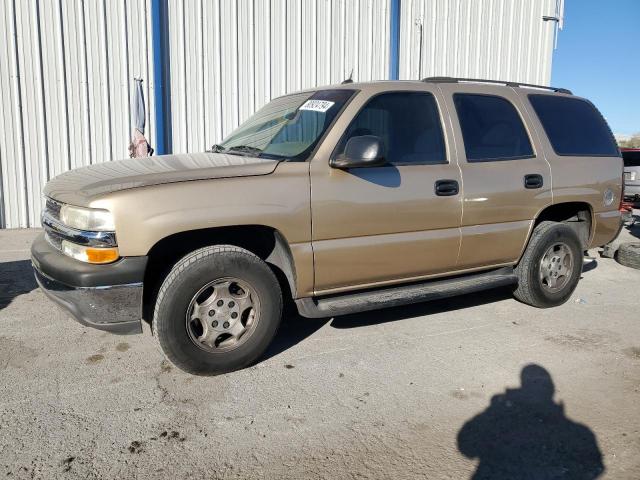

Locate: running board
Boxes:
[295,267,517,318]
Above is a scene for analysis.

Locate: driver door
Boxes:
[309,87,463,295]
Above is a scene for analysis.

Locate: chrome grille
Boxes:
[45,197,62,220]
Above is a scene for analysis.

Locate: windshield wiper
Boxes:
[226,145,263,157]
[207,144,226,153]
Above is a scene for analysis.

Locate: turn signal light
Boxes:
[61,240,119,264]
[85,248,120,264]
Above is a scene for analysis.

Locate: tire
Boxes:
[616,242,640,269]
[513,221,583,308]
[152,245,282,375]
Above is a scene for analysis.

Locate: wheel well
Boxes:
[142,226,297,324]
[534,202,593,249]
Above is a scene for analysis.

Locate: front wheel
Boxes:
[513,221,583,308]
[153,245,282,375]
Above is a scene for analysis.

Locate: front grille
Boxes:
[43,197,64,252]
[45,197,62,221]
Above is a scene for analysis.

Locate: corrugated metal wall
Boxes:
[0,0,155,229]
[0,0,558,229]
[399,0,557,84]
[165,0,390,154]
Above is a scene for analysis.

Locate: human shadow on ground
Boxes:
[457,364,604,480]
[0,260,37,311]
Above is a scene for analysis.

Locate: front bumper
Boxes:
[31,233,147,335]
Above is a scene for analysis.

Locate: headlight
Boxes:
[59,204,115,231]
[61,240,119,264]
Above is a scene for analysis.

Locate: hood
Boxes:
[44,152,280,205]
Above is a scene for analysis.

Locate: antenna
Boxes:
[341,69,354,84]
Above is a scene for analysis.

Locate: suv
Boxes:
[622,148,640,201]
[32,78,623,375]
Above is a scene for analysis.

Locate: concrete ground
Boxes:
[1,220,639,480]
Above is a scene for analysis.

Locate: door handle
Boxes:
[434,179,459,196]
[524,174,544,189]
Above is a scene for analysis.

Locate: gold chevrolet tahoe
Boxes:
[31,78,623,375]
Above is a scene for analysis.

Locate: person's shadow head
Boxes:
[519,363,555,401]
[457,364,604,480]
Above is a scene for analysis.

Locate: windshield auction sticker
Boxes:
[299,100,335,112]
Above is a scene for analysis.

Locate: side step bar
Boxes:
[296,267,518,319]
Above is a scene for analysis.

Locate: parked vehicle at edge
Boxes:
[32,78,623,375]
[622,148,640,202]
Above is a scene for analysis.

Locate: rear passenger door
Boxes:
[439,85,552,269]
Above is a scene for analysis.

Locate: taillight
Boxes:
[620,171,625,210]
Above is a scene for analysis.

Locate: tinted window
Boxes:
[335,92,446,165]
[529,95,619,157]
[623,150,640,167]
[454,94,534,162]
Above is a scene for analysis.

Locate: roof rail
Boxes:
[422,76,572,95]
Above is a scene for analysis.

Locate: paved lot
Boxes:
[1,222,639,479]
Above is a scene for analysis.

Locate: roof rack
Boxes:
[422,76,572,95]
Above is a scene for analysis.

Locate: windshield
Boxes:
[216,89,355,160]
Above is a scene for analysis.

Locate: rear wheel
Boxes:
[513,221,582,308]
[153,245,282,375]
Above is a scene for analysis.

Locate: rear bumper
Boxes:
[590,210,623,248]
[31,233,147,335]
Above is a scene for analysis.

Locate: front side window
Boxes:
[454,93,534,162]
[528,94,619,157]
[334,92,447,165]
[218,89,355,160]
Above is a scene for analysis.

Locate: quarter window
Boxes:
[528,95,619,157]
[335,92,447,165]
[454,93,534,162]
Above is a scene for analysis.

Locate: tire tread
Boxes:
[616,242,640,269]
[151,245,282,374]
[513,221,581,308]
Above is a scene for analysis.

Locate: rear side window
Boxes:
[453,93,534,162]
[528,95,619,157]
[335,91,447,165]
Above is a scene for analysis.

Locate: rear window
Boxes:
[623,150,640,167]
[528,95,619,157]
[453,93,534,162]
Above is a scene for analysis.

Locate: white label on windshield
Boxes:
[299,99,335,112]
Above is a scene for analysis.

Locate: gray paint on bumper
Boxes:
[33,268,143,335]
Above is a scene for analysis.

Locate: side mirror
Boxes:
[330,135,386,169]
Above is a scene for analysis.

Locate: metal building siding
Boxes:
[399,0,556,85]
[0,0,155,229]
[0,0,557,229]
[166,0,391,155]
